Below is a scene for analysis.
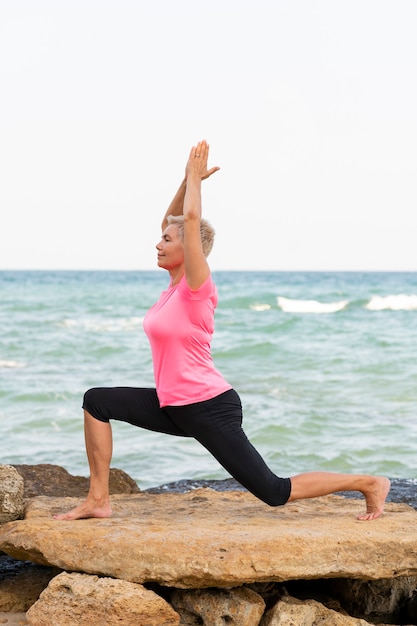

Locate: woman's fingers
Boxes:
[187,140,219,180]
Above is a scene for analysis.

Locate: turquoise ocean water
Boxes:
[1,270,416,490]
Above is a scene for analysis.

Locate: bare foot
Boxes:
[54,498,112,521]
[357,476,391,521]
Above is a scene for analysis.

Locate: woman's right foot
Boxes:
[53,497,112,521]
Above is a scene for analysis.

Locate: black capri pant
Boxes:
[83,387,291,506]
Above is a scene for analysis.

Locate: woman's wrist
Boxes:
[186,171,201,185]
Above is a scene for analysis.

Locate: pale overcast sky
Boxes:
[1,0,416,271]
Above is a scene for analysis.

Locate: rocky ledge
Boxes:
[1,464,417,625]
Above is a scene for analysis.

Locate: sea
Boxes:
[1,270,417,491]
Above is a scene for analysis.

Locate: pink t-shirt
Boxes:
[143,274,231,407]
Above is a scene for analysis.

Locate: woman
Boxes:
[56,140,390,522]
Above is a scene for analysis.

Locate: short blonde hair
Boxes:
[166,215,215,258]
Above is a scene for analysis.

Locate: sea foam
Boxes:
[0,360,26,368]
[365,295,417,311]
[250,304,271,311]
[277,296,349,313]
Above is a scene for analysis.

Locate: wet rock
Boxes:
[0,555,60,612]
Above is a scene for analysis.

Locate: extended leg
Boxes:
[166,391,390,521]
[289,471,391,520]
[54,411,113,520]
[165,390,292,506]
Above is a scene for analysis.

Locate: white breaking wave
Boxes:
[365,294,417,311]
[250,304,271,311]
[0,360,26,368]
[277,296,349,314]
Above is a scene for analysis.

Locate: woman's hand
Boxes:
[161,140,218,232]
[186,140,220,181]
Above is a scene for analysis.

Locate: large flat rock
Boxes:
[0,490,416,589]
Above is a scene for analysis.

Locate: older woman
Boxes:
[56,140,390,522]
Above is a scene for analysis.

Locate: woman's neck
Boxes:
[169,267,184,287]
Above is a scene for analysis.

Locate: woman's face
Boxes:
[156,224,184,270]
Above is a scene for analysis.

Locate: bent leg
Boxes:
[166,390,390,520]
[55,387,186,521]
[54,411,113,520]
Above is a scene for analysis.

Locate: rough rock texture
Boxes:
[26,571,180,626]
[0,490,416,589]
[282,576,417,624]
[170,586,265,625]
[260,594,372,625]
[318,576,417,623]
[12,464,140,499]
[0,467,24,524]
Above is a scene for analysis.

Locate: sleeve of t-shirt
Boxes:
[177,274,214,301]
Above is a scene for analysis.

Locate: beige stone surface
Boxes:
[0,467,24,524]
[0,490,416,589]
[260,595,372,625]
[26,572,179,626]
[170,586,265,625]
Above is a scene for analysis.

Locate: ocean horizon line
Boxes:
[1,268,417,274]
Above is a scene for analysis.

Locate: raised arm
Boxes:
[183,140,215,289]
[161,146,219,232]
[161,178,187,232]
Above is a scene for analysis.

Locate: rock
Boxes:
[12,464,139,498]
[282,576,417,623]
[321,576,417,623]
[0,467,24,524]
[26,571,180,626]
[0,553,60,612]
[170,586,265,625]
[0,490,416,589]
[260,594,372,625]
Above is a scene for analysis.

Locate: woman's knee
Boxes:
[256,477,292,507]
[82,388,110,423]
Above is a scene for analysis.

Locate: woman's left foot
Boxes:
[357,476,391,521]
